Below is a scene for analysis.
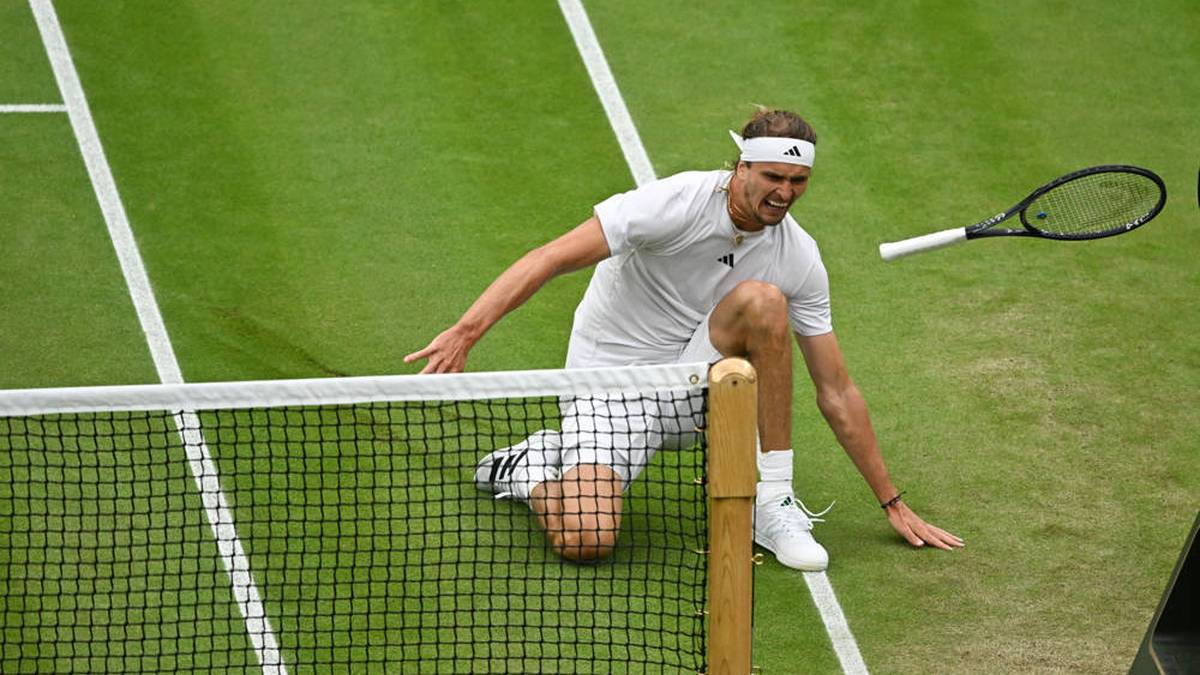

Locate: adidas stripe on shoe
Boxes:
[474,429,562,502]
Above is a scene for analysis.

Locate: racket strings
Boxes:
[1026,172,1161,237]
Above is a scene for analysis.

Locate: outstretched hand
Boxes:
[403,326,474,374]
[884,500,964,551]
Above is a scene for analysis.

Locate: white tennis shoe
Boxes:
[754,494,832,571]
[474,430,562,502]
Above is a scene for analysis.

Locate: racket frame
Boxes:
[965,164,1166,241]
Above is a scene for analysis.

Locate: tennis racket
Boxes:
[879,165,1166,261]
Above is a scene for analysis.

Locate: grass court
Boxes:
[2,1,1198,672]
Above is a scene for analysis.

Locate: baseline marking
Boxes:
[556,1,870,672]
[28,1,286,672]
[0,103,67,113]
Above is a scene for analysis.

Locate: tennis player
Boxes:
[406,108,963,570]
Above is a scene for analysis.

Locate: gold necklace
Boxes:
[725,183,745,246]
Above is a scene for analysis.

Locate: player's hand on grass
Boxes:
[404,326,474,373]
[885,501,964,551]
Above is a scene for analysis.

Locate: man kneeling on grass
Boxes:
[406,107,963,569]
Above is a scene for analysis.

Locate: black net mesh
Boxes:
[0,389,709,673]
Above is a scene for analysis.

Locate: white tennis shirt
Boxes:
[566,170,833,367]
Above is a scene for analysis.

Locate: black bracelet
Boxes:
[880,491,905,509]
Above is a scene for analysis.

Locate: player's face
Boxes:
[736,161,811,228]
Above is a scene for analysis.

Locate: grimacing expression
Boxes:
[736,161,811,227]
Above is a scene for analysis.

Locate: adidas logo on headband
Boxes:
[728,130,815,167]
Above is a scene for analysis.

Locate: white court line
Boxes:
[0,103,67,113]
[27,1,286,672]
[805,572,870,674]
[556,1,870,672]
[557,0,655,188]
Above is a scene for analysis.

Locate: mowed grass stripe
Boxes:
[0,0,59,103]
[52,0,637,382]
[1,5,155,390]
[0,113,157,389]
[32,2,286,670]
[2,8,253,669]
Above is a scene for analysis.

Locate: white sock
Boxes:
[756,448,794,503]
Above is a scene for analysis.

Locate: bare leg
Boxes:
[706,281,793,453]
[528,463,623,562]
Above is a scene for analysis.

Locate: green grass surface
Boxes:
[2,0,1198,672]
[0,114,156,389]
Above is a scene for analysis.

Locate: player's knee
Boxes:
[730,281,788,334]
[552,522,620,562]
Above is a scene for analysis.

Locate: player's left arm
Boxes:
[796,331,964,551]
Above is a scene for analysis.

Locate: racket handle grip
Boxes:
[879,227,967,261]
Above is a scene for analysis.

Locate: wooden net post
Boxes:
[705,358,758,674]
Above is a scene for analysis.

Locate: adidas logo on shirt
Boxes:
[718,253,735,267]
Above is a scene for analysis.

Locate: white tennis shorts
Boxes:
[557,313,723,488]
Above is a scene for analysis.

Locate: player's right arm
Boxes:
[404,216,611,373]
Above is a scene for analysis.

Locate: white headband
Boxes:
[729,130,815,167]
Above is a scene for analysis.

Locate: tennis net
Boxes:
[0,360,758,673]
